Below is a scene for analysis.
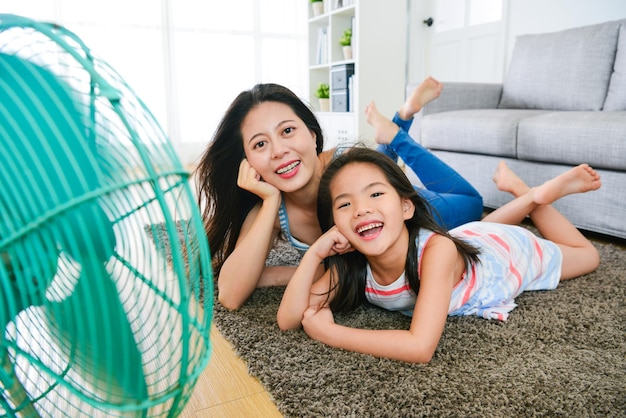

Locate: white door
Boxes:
[422,0,508,83]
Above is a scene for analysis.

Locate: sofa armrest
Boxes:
[407,82,503,115]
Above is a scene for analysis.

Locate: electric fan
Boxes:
[0,14,213,417]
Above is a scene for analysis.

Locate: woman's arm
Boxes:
[258,265,297,287]
[301,234,462,363]
[218,197,281,310]
[277,226,351,330]
[258,264,326,287]
[217,159,283,310]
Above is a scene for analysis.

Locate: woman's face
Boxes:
[241,101,319,193]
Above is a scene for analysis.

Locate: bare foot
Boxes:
[398,76,443,120]
[492,160,530,197]
[365,101,400,145]
[533,164,602,205]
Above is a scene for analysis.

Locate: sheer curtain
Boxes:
[0,0,308,164]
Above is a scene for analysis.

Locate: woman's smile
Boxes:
[276,160,301,178]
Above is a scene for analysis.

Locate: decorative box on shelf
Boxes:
[331,63,354,90]
[331,63,354,112]
[332,89,349,112]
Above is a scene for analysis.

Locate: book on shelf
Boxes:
[333,0,355,10]
[316,26,328,65]
[351,16,356,60]
[348,74,354,112]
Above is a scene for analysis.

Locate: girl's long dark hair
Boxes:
[195,83,324,275]
[317,147,480,314]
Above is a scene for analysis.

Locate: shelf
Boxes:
[308,0,407,149]
[331,4,356,17]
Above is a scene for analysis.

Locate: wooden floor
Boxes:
[180,325,283,418]
[179,169,281,417]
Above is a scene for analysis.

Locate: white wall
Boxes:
[505,0,626,66]
[406,0,430,85]
[407,0,626,85]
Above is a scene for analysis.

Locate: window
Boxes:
[0,0,308,163]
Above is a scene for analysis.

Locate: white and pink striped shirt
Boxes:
[365,222,562,321]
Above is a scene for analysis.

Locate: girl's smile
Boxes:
[355,220,384,240]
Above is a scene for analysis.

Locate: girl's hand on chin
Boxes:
[311,226,353,259]
[237,158,280,200]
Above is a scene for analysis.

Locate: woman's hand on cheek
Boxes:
[302,305,335,341]
[237,158,280,200]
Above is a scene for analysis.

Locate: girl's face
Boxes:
[241,101,319,193]
[329,162,415,257]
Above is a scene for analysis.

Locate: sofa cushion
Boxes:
[420,109,548,158]
[499,20,622,111]
[517,111,626,171]
[604,24,626,111]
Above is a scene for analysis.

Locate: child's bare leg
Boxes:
[482,161,534,224]
[533,164,601,205]
[526,164,601,278]
[365,101,400,145]
[492,160,531,198]
[398,76,443,120]
[485,161,601,279]
[485,161,601,227]
[525,166,600,245]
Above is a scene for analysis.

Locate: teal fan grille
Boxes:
[0,14,213,417]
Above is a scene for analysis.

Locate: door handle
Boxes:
[423,17,434,27]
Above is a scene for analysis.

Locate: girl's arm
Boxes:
[217,160,283,310]
[277,226,352,330]
[301,234,461,363]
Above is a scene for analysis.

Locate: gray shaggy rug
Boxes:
[212,237,626,418]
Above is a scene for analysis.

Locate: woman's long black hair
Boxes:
[317,147,480,314]
[195,83,324,275]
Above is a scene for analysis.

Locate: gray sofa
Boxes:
[408,18,626,239]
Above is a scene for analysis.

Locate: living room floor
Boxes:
[178,170,281,417]
[178,173,624,418]
[180,325,282,418]
[179,229,625,418]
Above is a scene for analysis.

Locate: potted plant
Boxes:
[339,28,352,60]
[315,82,330,112]
[310,0,324,17]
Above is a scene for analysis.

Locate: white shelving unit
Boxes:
[307,0,407,149]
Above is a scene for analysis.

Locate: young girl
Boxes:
[277,147,601,363]
[195,78,483,310]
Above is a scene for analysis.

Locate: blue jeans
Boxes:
[377,113,483,229]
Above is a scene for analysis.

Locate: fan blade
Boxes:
[0,49,113,322]
[1,236,59,334]
[48,260,148,404]
[0,51,105,219]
